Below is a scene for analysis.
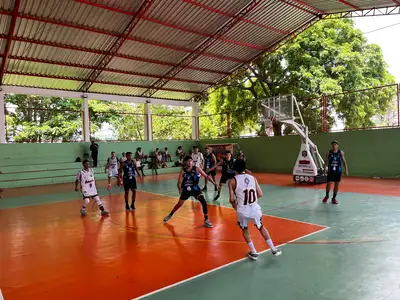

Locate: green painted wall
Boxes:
[0,140,196,167]
[199,128,400,178]
[1,128,399,178]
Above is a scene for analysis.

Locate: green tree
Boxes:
[203,18,396,136]
[107,103,193,140]
[5,94,113,142]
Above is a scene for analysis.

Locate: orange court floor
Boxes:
[1,173,400,300]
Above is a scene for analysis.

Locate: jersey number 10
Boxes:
[243,189,256,205]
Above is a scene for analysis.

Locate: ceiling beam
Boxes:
[6,71,201,94]
[142,0,262,98]
[0,10,244,64]
[0,0,20,84]
[0,34,229,75]
[6,56,215,85]
[280,0,326,15]
[78,0,154,92]
[74,0,265,50]
[183,0,290,35]
[337,0,360,10]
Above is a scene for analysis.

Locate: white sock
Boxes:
[248,241,257,254]
[266,239,276,251]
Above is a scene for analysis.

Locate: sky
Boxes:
[354,15,400,82]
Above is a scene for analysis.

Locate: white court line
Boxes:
[140,190,328,229]
[133,226,330,300]
[266,214,329,228]
[0,288,4,300]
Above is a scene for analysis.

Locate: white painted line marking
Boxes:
[133,226,329,300]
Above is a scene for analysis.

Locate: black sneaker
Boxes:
[125,204,130,211]
[130,204,136,212]
[201,186,207,191]
[247,252,258,261]
[271,248,282,256]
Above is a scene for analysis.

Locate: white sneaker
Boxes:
[272,248,282,256]
[204,219,213,228]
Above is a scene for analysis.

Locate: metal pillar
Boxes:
[397,83,400,127]
[227,112,231,138]
[0,92,5,143]
[81,95,90,142]
[192,103,199,140]
[144,103,152,141]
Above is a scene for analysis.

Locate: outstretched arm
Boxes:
[341,151,348,176]
[228,178,237,210]
[177,169,183,194]
[197,167,216,186]
[255,178,263,199]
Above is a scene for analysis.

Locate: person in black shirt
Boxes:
[90,141,99,167]
[163,156,215,228]
[119,152,142,211]
[202,146,217,191]
[211,151,251,201]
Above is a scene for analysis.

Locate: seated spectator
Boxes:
[163,147,172,162]
[135,157,145,177]
[135,147,148,162]
[176,146,185,159]
[237,149,246,161]
[157,151,167,168]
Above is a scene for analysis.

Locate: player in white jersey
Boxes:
[228,159,281,260]
[191,146,204,169]
[75,160,109,217]
[105,151,120,189]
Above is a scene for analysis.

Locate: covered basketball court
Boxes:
[1,1,400,300]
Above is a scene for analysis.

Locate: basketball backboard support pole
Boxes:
[258,94,327,184]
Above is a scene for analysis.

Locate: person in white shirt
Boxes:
[105,151,119,190]
[228,159,281,261]
[75,160,109,217]
[191,146,204,169]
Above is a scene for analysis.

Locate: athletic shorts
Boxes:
[82,194,98,199]
[206,169,216,176]
[180,187,203,200]
[123,177,137,191]
[237,207,263,229]
[327,172,342,183]
[220,173,235,184]
[108,168,118,177]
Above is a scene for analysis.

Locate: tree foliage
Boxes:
[5,94,114,143]
[203,18,396,136]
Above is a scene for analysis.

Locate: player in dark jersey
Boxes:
[323,141,348,204]
[211,150,251,201]
[202,146,218,191]
[163,156,216,228]
[119,152,142,211]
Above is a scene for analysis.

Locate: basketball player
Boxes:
[119,152,142,211]
[163,156,216,228]
[105,151,119,189]
[75,160,109,217]
[212,150,249,201]
[229,159,281,260]
[120,152,127,164]
[323,141,348,204]
[202,146,218,191]
[191,146,204,168]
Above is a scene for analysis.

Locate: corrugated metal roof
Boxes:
[0,0,397,101]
